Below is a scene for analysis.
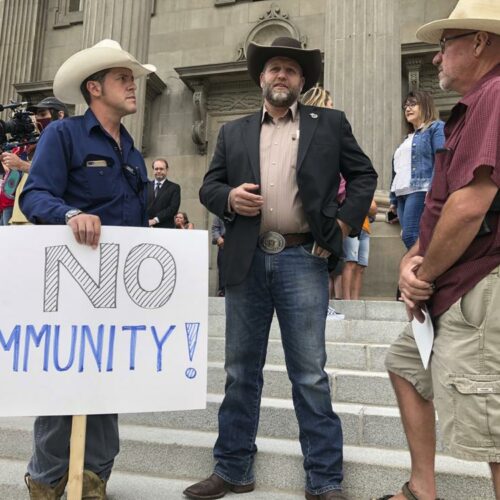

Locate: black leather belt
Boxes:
[258,231,313,254]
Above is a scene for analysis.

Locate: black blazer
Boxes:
[147,179,181,228]
[200,104,378,286]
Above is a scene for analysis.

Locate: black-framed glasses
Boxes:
[402,101,418,110]
[439,31,479,53]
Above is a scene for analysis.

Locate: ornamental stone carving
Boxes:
[405,57,423,92]
[192,83,208,155]
[236,2,306,61]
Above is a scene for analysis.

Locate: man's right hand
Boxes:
[229,183,263,216]
[67,214,101,249]
[216,237,224,248]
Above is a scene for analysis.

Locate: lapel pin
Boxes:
[310,113,318,119]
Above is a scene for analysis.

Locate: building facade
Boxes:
[0,0,459,296]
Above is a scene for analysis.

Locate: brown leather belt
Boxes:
[283,232,314,247]
[258,231,313,254]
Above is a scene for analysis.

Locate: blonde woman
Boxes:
[301,85,333,108]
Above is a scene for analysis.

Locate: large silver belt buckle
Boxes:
[258,231,286,254]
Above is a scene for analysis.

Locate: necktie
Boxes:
[154,182,161,197]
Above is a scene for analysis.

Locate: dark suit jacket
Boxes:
[199,104,378,286]
[147,179,180,228]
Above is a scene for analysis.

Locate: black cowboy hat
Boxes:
[246,37,321,93]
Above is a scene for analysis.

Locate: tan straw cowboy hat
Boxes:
[246,36,321,93]
[416,0,500,44]
[53,39,156,105]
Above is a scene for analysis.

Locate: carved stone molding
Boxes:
[405,57,423,92]
[260,3,289,20]
[236,2,305,61]
[208,90,261,114]
[192,82,208,155]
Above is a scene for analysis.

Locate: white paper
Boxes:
[411,305,434,370]
[0,226,208,417]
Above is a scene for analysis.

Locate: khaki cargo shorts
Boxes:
[385,323,433,401]
[386,265,500,462]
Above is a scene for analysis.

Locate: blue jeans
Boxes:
[396,191,427,249]
[28,415,119,486]
[214,245,343,495]
[0,206,13,225]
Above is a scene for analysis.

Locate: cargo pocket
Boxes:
[457,275,492,329]
[449,374,500,447]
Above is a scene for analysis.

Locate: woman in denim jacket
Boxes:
[389,91,445,249]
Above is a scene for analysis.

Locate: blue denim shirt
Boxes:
[390,120,445,206]
[21,109,148,227]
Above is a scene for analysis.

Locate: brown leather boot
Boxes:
[25,472,68,500]
[82,470,108,500]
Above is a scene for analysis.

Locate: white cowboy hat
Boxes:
[416,0,500,44]
[53,39,157,104]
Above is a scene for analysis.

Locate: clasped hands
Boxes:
[399,255,435,323]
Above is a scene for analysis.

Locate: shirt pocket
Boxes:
[81,154,117,201]
[429,148,451,201]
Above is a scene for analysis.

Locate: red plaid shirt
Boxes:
[418,64,500,318]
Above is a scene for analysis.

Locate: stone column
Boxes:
[0,0,48,112]
[324,0,401,192]
[81,0,152,149]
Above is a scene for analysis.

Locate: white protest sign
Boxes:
[0,226,208,416]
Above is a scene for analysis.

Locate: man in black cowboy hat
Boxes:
[184,37,376,500]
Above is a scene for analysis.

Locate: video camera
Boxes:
[0,101,40,151]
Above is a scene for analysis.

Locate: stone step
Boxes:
[208,297,408,322]
[0,458,301,499]
[209,337,389,371]
[0,419,492,499]
[208,363,398,406]
[208,314,408,345]
[120,395,444,452]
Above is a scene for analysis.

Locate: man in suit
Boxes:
[147,157,180,228]
[183,37,377,500]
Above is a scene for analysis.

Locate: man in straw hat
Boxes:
[20,39,156,499]
[380,1,500,499]
[184,37,377,500]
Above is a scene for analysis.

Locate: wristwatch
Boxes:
[65,209,83,224]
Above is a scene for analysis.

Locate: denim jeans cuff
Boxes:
[306,485,343,495]
[213,468,255,486]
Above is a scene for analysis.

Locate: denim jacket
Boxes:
[390,120,445,207]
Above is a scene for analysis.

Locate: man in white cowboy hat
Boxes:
[20,39,156,499]
[184,37,377,500]
[380,1,500,499]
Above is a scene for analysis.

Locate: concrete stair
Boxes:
[0,299,494,499]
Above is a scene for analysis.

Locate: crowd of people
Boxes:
[0,1,499,499]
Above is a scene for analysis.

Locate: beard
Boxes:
[437,67,453,92]
[262,82,301,108]
[438,76,451,91]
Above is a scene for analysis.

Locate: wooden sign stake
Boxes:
[67,415,87,500]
